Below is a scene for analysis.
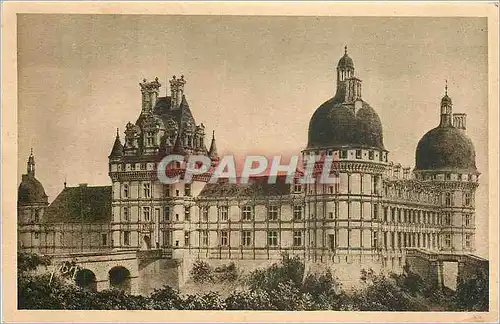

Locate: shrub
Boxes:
[214,262,238,282]
[190,260,213,283]
[248,253,305,292]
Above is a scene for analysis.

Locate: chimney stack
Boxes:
[453,113,467,130]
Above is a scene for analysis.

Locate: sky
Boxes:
[17,15,488,257]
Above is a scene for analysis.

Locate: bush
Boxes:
[214,262,238,282]
[248,253,305,292]
[190,260,213,283]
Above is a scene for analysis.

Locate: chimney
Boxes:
[344,77,362,103]
[139,77,161,114]
[453,113,466,130]
[170,75,186,110]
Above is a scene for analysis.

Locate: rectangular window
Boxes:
[143,207,150,221]
[184,231,191,247]
[444,234,452,248]
[130,164,135,171]
[293,183,302,193]
[465,214,471,226]
[34,232,40,239]
[201,230,209,246]
[368,150,374,160]
[143,183,151,198]
[202,207,209,222]
[102,233,107,246]
[293,231,303,247]
[184,206,190,221]
[123,184,129,198]
[33,209,40,223]
[146,131,155,146]
[163,230,172,247]
[267,231,278,246]
[123,207,129,221]
[373,231,378,248]
[185,184,191,197]
[164,206,170,221]
[383,232,388,249]
[241,231,252,246]
[444,213,452,225]
[140,163,146,170]
[242,205,253,221]
[340,150,348,159]
[293,205,303,220]
[355,149,362,159]
[328,233,336,250]
[328,211,334,219]
[464,192,472,206]
[220,230,229,246]
[164,185,171,197]
[123,231,130,246]
[219,206,229,221]
[267,205,279,221]
[445,192,453,206]
[465,234,471,248]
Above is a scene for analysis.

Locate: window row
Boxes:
[121,183,191,198]
[159,230,305,248]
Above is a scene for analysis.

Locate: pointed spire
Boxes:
[27,148,35,176]
[208,130,219,161]
[440,80,453,127]
[109,128,124,158]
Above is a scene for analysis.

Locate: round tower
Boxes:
[414,83,479,253]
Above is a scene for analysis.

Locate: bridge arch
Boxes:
[74,268,97,291]
[108,266,131,293]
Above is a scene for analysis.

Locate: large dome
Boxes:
[18,174,48,205]
[415,126,476,172]
[307,96,385,150]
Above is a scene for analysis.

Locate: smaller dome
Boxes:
[441,94,452,107]
[18,174,48,205]
[337,46,354,70]
[415,126,476,172]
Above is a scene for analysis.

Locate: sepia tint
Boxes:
[10,9,495,319]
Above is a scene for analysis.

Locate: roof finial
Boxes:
[445,79,448,96]
[212,130,215,138]
[344,45,348,55]
[64,176,67,189]
[116,127,119,137]
[30,147,33,156]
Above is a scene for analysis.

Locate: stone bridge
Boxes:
[45,249,182,296]
[405,248,488,291]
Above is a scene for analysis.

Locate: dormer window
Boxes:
[355,150,362,159]
[146,131,155,146]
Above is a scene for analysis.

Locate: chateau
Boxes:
[17,48,483,293]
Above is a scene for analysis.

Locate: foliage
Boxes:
[248,253,305,292]
[452,270,489,311]
[350,268,430,311]
[18,251,51,273]
[17,252,490,311]
[214,262,238,282]
[190,260,213,283]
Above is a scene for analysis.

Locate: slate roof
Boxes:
[199,175,291,198]
[44,185,112,223]
[415,125,477,172]
[18,174,48,206]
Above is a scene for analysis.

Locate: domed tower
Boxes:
[18,149,49,252]
[414,82,479,253]
[303,47,388,264]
